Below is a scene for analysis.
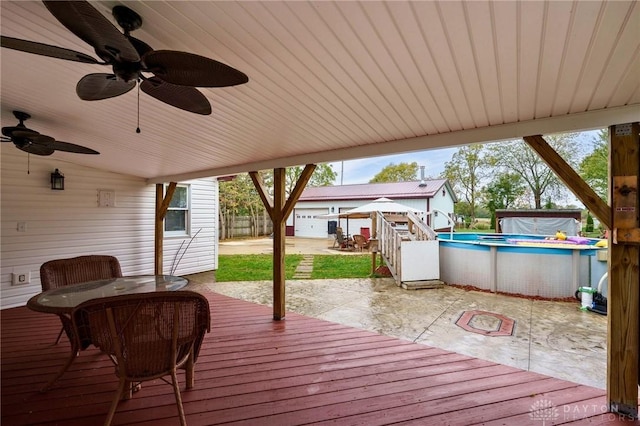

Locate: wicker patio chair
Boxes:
[352,234,370,252]
[334,227,354,250]
[72,291,211,426]
[40,255,123,345]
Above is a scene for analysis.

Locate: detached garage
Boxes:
[289,180,457,238]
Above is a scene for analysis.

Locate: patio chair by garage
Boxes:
[72,291,211,426]
[335,227,354,250]
[40,255,123,345]
[353,234,370,252]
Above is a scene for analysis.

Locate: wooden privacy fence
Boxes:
[219,215,273,240]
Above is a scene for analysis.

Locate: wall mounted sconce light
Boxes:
[331,207,335,213]
[50,169,64,190]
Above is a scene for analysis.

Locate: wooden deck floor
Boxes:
[1,292,636,425]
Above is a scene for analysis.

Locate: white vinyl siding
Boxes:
[0,146,218,309]
[162,180,218,275]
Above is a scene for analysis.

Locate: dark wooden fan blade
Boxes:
[2,127,39,138]
[43,1,139,63]
[140,78,212,115]
[77,73,136,100]
[51,141,99,155]
[143,50,248,87]
[127,35,153,57]
[17,143,55,156]
[12,132,55,144]
[1,36,100,64]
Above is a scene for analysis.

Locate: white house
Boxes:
[290,179,457,238]
[0,147,219,309]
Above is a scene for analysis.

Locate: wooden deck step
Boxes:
[401,279,446,290]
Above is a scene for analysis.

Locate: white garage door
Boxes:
[294,208,329,238]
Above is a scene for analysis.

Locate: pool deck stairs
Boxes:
[378,212,441,287]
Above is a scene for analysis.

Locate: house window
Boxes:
[165,184,190,235]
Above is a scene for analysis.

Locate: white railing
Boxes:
[406,211,438,240]
[377,215,403,283]
[423,209,456,238]
[377,211,439,285]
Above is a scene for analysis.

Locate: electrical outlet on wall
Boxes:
[98,189,116,207]
[11,271,31,285]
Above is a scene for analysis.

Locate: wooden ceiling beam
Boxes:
[283,164,316,220]
[523,135,611,229]
[249,171,274,221]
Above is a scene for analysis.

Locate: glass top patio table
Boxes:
[27,275,188,314]
[26,274,189,392]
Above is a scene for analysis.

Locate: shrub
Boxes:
[586,213,594,232]
[474,222,492,230]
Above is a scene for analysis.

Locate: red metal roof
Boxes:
[299,180,450,201]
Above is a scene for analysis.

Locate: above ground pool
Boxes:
[437,232,607,299]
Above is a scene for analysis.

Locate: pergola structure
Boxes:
[1,0,638,417]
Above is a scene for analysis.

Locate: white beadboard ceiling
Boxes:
[1,1,639,183]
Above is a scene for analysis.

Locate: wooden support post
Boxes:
[607,122,639,418]
[154,182,177,275]
[250,165,316,320]
[272,168,286,320]
[371,251,377,274]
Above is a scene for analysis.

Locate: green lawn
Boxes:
[311,255,372,279]
[216,254,303,281]
[215,254,373,282]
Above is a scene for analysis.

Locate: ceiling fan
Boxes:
[1,1,248,115]
[1,110,99,156]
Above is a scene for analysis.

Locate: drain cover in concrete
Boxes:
[455,310,515,336]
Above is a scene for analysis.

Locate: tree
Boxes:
[290,164,337,193]
[262,164,337,197]
[219,164,336,239]
[218,174,263,239]
[579,129,608,201]
[488,133,581,209]
[442,145,488,223]
[586,212,594,232]
[369,162,419,183]
[483,172,526,229]
[453,201,472,227]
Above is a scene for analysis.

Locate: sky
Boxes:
[325,130,603,209]
[327,130,601,186]
[328,148,456,185]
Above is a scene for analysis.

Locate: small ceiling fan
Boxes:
[1,110,99,156]
[1,1,248,115]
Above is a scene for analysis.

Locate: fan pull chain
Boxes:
[27,153,30,174]
[136,83,141,134]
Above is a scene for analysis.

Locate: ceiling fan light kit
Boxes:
[1,1,249,115]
